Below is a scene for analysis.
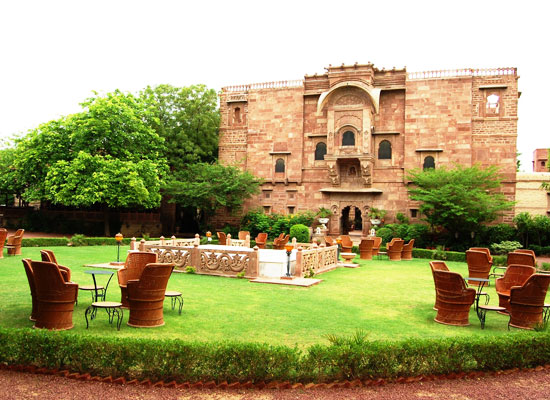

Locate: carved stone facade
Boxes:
[217,64,519,235]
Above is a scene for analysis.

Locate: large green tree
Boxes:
[407,164,515,241]
[14,90,168,235]
[140,84,220,170]
[163,162,262,228]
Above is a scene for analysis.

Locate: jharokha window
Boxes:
[423,156,435,170]
[378,140,392,160]
[275,158,285,173]
[342,131,355,146]
[315,142,327,160]
[485,91,501,116]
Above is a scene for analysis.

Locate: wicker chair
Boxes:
[496,264,536,313]
[6,229,24,256]
[0,228,7,258]
[432,268,476,326]
[429,261,450,310]
[508,274,550,330]
[370,236,382,257]
[324,236,335,246]
[238,231,250,240]
[401,239,415,260]
[273,233,290,250]
[127,263,175,328]
[31,260,78,330]
[387,238,404,261]
[22,259,39,321]
[340,235,353,253]
[118,251,158,308]
[507,252,536,268]
[255,233,267,249]
[466,249,493,285]
[359,238,374,260]
[469,247,493,263]
[216,231,227,245]
[40,249,71,282]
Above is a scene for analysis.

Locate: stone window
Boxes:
[410,209,418,218]
[275,158,285,173]
[423,156,435,170]
[342,131,355,146]
[485,90,501,116]
[234,107,241,124]
[288,206,295,214]
[263,191,271,199]
[288,192,295,199]
[315,142,327,160]
[263,206,271,214]
[378,140,392,160]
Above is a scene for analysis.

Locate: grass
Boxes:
[0,245,545,347]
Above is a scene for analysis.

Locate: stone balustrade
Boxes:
[295,245,339,278]
[408,67,516,80]
[222,80,304,92]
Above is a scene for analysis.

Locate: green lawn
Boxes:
[0,245,543,347]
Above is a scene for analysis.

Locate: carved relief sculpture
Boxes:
[328,163,340,186]
[360,162,372,187]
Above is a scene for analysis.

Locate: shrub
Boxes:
[22,237,70,247]
[491,240,522,255]
[376,227,393,244]
[432,245,447,260]
[185,266,196,274]
[396,212,409,225]
[412,248,434,259]
[492,255,507,266]
[541,262,550,272]
[482,223,518,245]
[290,224,310,243]
[240,209,315,239]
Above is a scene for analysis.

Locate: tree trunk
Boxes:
[103,204,111,237]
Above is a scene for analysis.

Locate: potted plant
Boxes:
[368,207,387,226]
[316,207,332,228]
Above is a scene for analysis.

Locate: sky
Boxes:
[0,0,547,171]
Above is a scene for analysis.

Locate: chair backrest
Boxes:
[510,274,550,307]
[31,260,76,301]
[359,238,374,251]
[514,249,536,257]
[466,249,492,279]
[121,251,158,284]
[432,269,469,297]
[498,264,536,291]
[388,239,404,252]
[7,229,24,245]
[430,260,449,272]
[341,235,353,247]
[469,247,493,262]
[238,231,250,240]
[255,232,267,243]
[507,252,535,267]
[216,232,227,245]
[324,236,334,246]
[0,228,7,244]
[371,236,382,249]
[22,258,36,297]
[402,239,415,251]
[127,263,174,301]
[40,249,58,264]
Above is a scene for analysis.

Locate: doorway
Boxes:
[340,206,363,235]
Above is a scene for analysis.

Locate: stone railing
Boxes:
[140,243,260,279]
[129,233,250,250]
[408,67,517,80]
[222,80,304,92]
[295,245,339,278]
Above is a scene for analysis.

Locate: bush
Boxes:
[482,223,518,245]
[290,224,310,243]
[2,328,550,384]
[240,209,315,239]
[491,240,522,255]
[21,237,70,247]
[432,246,447,260]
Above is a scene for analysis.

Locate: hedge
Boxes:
[19,237,134,247]
[1,328,549,383]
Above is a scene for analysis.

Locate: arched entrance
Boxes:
[340,206,362,235]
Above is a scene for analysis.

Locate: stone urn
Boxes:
[370,219,381,226]
[318,217,329,230]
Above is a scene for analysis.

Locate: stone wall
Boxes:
[515,173,550,216]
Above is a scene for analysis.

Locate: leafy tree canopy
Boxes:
[407,164,515,238]
[140,84,220,169]
[163,163,262,225]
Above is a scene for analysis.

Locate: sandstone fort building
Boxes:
[218,63,519,236]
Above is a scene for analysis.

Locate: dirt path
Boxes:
[2,368,550,400]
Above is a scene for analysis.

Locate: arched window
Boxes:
[423,156,435,170]
[378,140,392,159]
[275,158,285,173]
[342,131,355,146]
[315,142,327,160]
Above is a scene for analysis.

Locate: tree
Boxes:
[0,147,23,205]
[13,90,168,235]
[140,84,220,170]
[407,164,515,242]
[163,163,262,228]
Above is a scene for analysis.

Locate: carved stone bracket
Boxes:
[360,160,372,187]
[328,163,340,186]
